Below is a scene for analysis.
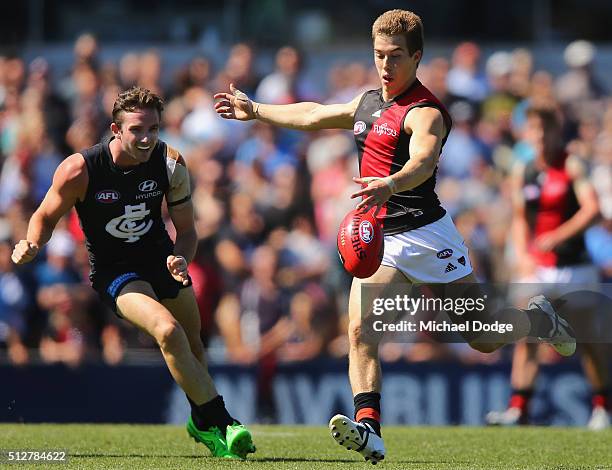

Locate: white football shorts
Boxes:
[381,213,473,283]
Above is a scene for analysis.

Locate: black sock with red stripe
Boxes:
[509,389,533,414]
[592,389,610,410]
[354,392,381,437]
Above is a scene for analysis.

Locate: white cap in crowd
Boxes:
[564,40,596,68]
[47,230,76,258]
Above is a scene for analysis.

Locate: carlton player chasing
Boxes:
[12,87,255,460]
[214,9,575,463]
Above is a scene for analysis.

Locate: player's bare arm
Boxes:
[510,162,536,276]
[351,106,445,213]
[12,154,88,264]
[213,83,362,131]
[166,153,195,285]
[534,156,600,252]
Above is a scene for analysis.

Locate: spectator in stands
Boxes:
[26,57,70,154]
[181,86,228,146]
[215,192,265,291]
[481,52,520,142]
[420,57,461,108]
[556,40,607,126]
[118,52,140,90]
[216,245,291,421]
[73,33,99,69]
[447,42,488,102]
[438,100,483,180]
[278,288,335,362]
[172,56,212,97]
[222,43,260,97]
[255,46,318,104]
[0,230,31,365]
[138,50,164,97]
[159,97,194,155]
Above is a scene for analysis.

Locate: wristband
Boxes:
[381,176,397,194]
[254,102,260,117]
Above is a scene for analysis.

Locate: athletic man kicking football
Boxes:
[12,86,255,460]
[214,9,573,464]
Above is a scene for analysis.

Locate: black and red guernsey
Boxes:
[353,79,452,235]
[523,157,588,267]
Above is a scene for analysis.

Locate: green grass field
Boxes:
[1,424,611,469]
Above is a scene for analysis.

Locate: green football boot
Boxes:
[186,416,240,459]
[226,422,256,459]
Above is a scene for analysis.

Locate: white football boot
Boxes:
[528,295,576,356]
[485,407,526,426]
[329,414,385,465]
[587,406,610,431]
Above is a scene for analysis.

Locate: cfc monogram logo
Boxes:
[105,203,153,243]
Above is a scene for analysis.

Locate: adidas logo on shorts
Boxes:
[445,263,457,273]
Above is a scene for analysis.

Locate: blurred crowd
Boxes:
[0,35,610,370]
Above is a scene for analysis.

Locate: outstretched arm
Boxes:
[12,154,87,264]
[213,83,362,131]
[510,162,537,277]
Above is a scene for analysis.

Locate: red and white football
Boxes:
[337,208,384,278]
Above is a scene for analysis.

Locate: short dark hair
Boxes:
[526,105,565,166]
[525,106,561,133]
[372,9,424,57]
[112,86,164,127]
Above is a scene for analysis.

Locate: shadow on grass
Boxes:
[72,454,470,465]
[250,457,470,465]
[253,457,358,463]
[72,454,202,459]
[73,454,356,462]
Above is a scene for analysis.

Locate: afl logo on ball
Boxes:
[359,220,374,243]
[353,121,366,135]
[95,190,120,203]
[138,180,158,192]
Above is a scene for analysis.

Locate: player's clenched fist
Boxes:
[11,240,39,264]
[167,255,190,286]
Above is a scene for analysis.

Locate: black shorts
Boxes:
[91,261,192,316]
